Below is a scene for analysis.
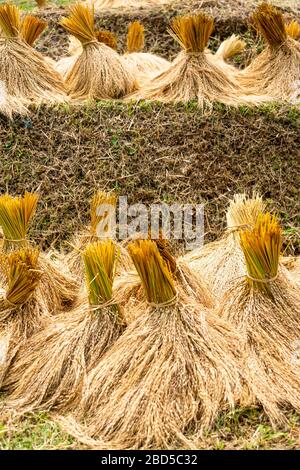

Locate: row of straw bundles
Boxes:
[2,2,300,118]
[0,191,299,448]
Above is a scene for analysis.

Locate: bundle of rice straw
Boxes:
[237,3,300,101]
[185,193,266,298]
[129,13,266,106]
[64,240,243,449]
[286,20,300,41]
[66,191,131,279]
[218,213,300,426]
[55,30,118,79]
[123,21,170,85]
[0,192,79,312]
[60,3,137,100]
[212,34,246,75]
[0,248,49,387]
[0,3,67,116]
[3,240,125,413]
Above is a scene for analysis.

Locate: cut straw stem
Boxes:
[286,20,300,40]
[251,3,287,47]
[90,191,117,237]
[240,212,282,295]
[60,3,96,45]
[0,4,21,38]
[96,30,117,50]
[127,240,177,305]
[126,21,145,53]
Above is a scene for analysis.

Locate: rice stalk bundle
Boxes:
[0,192,79,312]
[60,3,137,100]
[237,3,300,101]
[123,21,170,86]
[0,3,67,116]
[129,14,267,106]
[0,248,49,387]
[218,213,300,426]
[185,193,266,298]
[286,20,300,41]
[20,15,47,47]
[56,30,118,79]
[212,34,246,75]
[3,240,125,413]
[65,240,243,449]
[66,191,131,279]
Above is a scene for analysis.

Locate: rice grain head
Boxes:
[2,240,125,413]
[60,2,137,99]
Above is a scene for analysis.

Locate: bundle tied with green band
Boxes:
[218,213,300,426]
[0,3,67,118]
[63,240,243,449]
[0,248,49,387]
[3,240,125,414]
[0,192,79,313]
[123,21,170,86]
[237,3,300,101]
[60,2,137,100]
[185,193,266,298]
[129,13,267,107]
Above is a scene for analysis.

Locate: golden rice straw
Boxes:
[92,0,168,9]
[20,15,47,47]
[3,240,125,414]
[212,34,246,75]
[185,193,266,298]
[237,3,300,101]
[129,13,267,106]
[0,192,79,312]
[55,30,118,79]
[123,21,170,86]
[0,248,49,387]
[0,4,67,116]
[218,213,300,426]
[60,3,137,100]
[35,0,47,6]
[66,191,131,280]
[286,20,300,41]
[64,240,243,449]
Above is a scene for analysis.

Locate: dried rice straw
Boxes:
[237,3,300,101]
[185,193,266,298]
[0,248,49,387]
[129,14,267,106]
[3,240,125,413]
[218,213,300,426]
[55,30,118,79]
[0,3,67,116]
[64,240,243,449]
[20,15,47,47]
[123,21,170,85]
[60,3,137,99]
[286,20,300,41]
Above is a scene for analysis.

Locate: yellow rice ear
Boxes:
[286,20,300,40]
[20,15,47,47]
[0,4,21,38]
[60,2,96,45]
[251,3,287,47]
[126,21,145,53]
[96,30,118,50]
[168,13,214,53]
